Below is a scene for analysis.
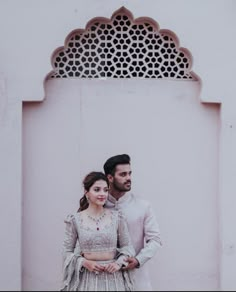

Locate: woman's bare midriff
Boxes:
[82,251,116,261]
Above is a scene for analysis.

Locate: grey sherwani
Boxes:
[105,192,162,291]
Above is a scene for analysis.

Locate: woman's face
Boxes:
[87,179,108,207]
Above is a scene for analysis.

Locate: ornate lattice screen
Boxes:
[48,7,196,80]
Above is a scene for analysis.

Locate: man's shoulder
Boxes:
[130,193,151,208]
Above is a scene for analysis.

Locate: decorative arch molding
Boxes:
[46,7,198,80]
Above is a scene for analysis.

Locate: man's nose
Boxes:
[127,174,131,180]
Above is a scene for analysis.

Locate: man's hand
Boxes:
[122,257,139,270]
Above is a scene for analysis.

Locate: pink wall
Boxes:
[22,79,219,290]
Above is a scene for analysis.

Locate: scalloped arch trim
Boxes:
[47,7,197,80]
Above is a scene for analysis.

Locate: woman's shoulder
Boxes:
[64,212,80,223]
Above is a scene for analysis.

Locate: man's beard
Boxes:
[113,180,131,192]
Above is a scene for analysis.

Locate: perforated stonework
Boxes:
[48,7,196,80]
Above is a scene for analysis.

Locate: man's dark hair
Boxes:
[103,154,130,176]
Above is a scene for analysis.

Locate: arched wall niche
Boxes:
[22,6,220,291]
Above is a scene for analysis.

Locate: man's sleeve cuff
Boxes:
[135,257,141,268]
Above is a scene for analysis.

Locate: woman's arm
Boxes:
[61,214,83,291]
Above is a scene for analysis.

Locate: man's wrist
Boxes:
[135,257,140,268]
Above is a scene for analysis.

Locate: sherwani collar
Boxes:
[107,192,132,205]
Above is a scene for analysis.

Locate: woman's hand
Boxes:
[103,262,121,273]
[82,259,105,273]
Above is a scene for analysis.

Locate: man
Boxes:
[103,154,162,291]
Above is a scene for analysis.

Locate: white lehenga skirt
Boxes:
[77,260,134,291]
[61,256,134,291]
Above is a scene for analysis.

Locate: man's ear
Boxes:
[107,174,113,183]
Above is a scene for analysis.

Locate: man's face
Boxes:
[110,164,132,192]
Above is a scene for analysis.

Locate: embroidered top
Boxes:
[66,209,133,254]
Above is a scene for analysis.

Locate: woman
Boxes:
[61,171,135,291]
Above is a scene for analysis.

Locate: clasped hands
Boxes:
[83,257,139,274]
[83,259,120,274]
